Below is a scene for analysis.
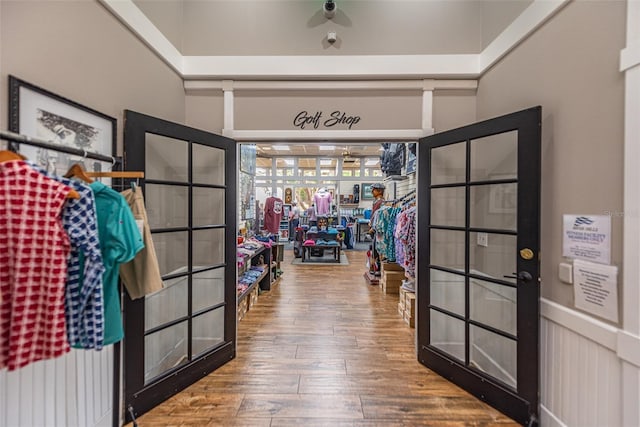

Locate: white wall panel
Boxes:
[0,348,113,427]
[541,301,623,427]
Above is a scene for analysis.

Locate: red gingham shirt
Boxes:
[0,160,72,371]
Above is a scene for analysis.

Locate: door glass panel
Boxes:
[145,184,188,229]
[193,144,225,185]
[431,142,466,185]
[145,276,188,331]
[430,269,465,316]
[192,268,225,313]
[192,308,225,357]
[193,187,225,227]
[470,184,517,231]
[431,187,465,227]
[470,131,517,182]
[153,231,188,276]
[430,229,465,272]
[145,134,188,182]
[193,228,225,268]
[470,325,517,389]
[469,232,517,283]
[470,278,516,335]
[144,321,188,384]
[430,310,465,362]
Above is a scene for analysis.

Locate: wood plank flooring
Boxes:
[130,249,519,427]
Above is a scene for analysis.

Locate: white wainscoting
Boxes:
[0,347,113,427]
[541,298,626,427]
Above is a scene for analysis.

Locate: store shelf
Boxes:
[238,265,268,302]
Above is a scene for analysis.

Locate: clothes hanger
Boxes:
[64,162,93,183]
[0,149,79,198]
[0,150,26,162]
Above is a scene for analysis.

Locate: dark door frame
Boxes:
[121,110,237,422]
[417,106,542,426]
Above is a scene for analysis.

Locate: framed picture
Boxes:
[240,144,256,174]
[361,183,375,200]
[8,75,116,177]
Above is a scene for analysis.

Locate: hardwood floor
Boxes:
[131,249,519,427]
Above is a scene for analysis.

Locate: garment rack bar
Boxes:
[1,129,119,164]
[86,171,144,178]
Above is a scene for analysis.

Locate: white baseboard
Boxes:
[540,404,568,427]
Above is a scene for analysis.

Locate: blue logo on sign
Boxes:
[574,216,594,227]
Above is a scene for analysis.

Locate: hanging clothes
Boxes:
[0,160,74,370]
[119,186,163,299]
[263,196,283,234]
[395,206,416,278]
[29,162,106,350]
[90,181,144,345]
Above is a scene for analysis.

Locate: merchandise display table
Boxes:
[301,244,341,262]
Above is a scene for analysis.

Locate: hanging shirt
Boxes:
[90,181,144,345]
[314,191,332,216]
[0,160,73,370]
[28,163,105,350]
[263,196,283,234]
[119,186,163,299]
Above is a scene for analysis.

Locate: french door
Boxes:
[122,111,237,421]
[417,107,541,426]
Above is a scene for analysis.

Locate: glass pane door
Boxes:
[123,111,237,421]
[418,107,541,426]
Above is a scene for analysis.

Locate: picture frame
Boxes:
[240,143,256,174]
[361,183,375,200]
[8,75,116,177]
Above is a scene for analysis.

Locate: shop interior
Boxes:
[236,141,417,299]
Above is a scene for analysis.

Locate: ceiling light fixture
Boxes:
[272,145,290,151]
[323,0,336,19]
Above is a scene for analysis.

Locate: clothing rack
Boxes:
[1,129,120,165]
[387,189,416,206]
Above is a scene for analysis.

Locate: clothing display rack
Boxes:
[1,128,144,427]
[388,189,416,206]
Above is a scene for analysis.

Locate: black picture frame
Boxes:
[361,183,374,200]
[8,75,116,176]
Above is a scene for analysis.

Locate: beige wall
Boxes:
[480,0,532,49]
[180,0,482,56]
[134,0,184,52]
[185,91,225,133]
[0,0,186,154]
[433,90,477,133]
[235,90,422,130]
[476,0,626,321]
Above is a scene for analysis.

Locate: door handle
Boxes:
[503,271,533,282]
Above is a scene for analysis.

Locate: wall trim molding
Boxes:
[98,0,568,80]
[620,42,640,71]
[223,129,433,141]
[540,404,568,427]
[184,79,478,92]
[541,298,640,368]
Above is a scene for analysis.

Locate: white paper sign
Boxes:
[573,259,618,322]
[563,215,611,264]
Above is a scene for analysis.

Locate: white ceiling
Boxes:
[100,0,565,79]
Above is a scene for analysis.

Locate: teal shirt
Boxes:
[90,182,144,345]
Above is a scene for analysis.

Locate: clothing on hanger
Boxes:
[119,186,163,299]
[28,162,106,350]
[263,196,283,234]
[0,160,75,370]
[90,181,144,345]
